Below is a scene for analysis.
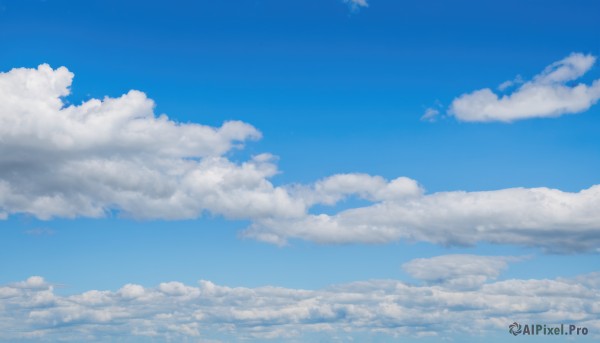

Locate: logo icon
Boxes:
[509,322,522,336]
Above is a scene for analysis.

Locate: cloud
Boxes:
[1,268,599,341]
[421,100,444,122]
[449,53,600,122]
[298,174,422,206]
[246,185,600,253]
[2,65,600,253]
[402,254,525,290]
[0,64,303,221]
[420,107,440,122]
[343,0,368,11]
[497,74,524,91]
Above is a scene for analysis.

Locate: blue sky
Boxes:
[1,0,600,341]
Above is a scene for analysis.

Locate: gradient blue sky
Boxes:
[1,0,599,342]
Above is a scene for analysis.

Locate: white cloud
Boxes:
[246,185,600,253]
[1,268,599,341]
[0,65,259,157]
[449,53,600,122]
[2,65,600,253]
[0,64,303,221]
[14,276,49,289]
[118,284,146,300]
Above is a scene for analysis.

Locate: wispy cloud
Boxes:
[420,107,440,122]
[448,53,600,122]
[497,74,524,91]
[343,0,368,11]
[1,264,599,341]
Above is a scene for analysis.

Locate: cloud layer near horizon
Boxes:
[1,255,598,342]
[448,53,600,122]
[2,64,600,253]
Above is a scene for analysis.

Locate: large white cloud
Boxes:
[2,64,600,253]
[449,53,600,122]
[0,64,304,221]
[1,262,599,342]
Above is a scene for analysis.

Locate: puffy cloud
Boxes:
[13,276,49,289]
[0,65,260,157]
[0,64,303,221]
[1,269,599,341]
[118,284,146,300]
[245,185,600,252]
[449,53,600,122]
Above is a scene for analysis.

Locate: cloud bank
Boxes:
[2,65,600,253]
[1,261,599,342]
[449,53,600,122]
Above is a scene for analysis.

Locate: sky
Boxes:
[1,0,600,341]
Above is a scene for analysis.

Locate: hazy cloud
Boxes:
[420,107,440,122]
[343,0,368,11]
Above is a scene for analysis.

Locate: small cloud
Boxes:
[421,108,440,122]
[421,100,443,122]
[343,0,368,11]
[448,53,600,122]
[14,276,48,289]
